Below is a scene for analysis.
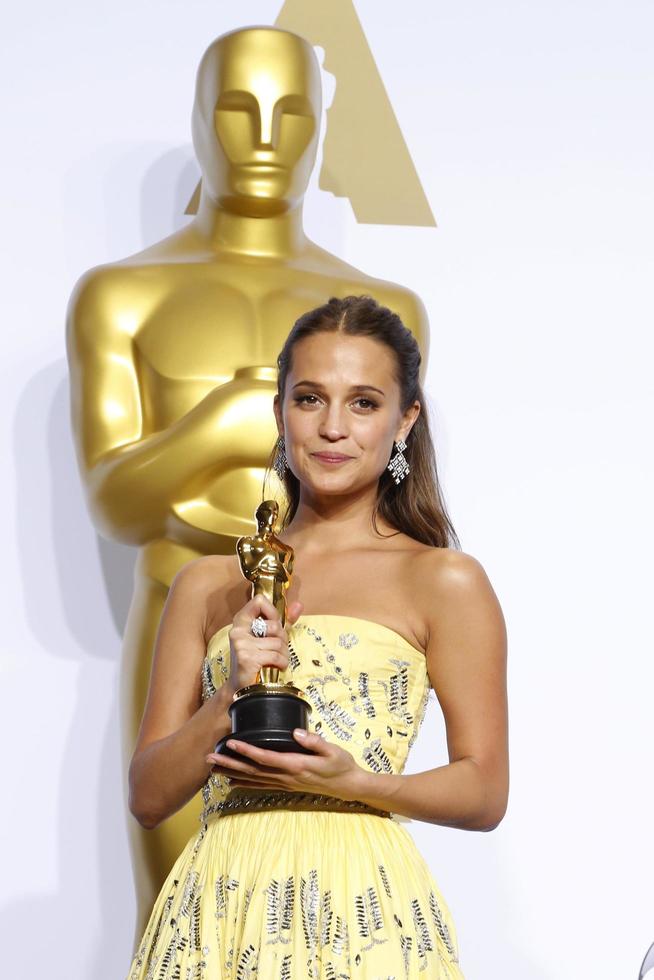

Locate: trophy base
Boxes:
[214,729,316,759]
[214,683,314,759]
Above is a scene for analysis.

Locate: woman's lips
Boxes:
[311,452,353,464]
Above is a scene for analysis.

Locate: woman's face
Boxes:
[275,332,419,499]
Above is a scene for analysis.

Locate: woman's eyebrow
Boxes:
[291,380,386,397]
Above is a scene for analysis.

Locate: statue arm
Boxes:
[66,269,275,544]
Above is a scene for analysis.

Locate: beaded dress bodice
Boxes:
[200,614,431,820]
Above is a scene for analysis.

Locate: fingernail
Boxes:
[294,729,307,738]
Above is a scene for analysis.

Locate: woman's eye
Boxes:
[294,394,377,410]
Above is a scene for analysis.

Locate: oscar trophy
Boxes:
[214,500,314,759]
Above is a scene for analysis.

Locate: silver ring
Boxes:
[250,616,267,638]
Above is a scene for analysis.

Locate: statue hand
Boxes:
[195,376,278,465]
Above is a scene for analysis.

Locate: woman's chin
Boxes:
[301,474,374,498]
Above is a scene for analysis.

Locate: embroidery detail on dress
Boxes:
[265,876,294,945]
[408,682,431,749]
[362,737,395,774]
[215,874,239,921]
[380,659,415,725]
[378,864,393,899]
[411,897,435,967]
[355,885,387,951]
[201,658,216,701]
[339,632,359,649]
[235,943,258,979]
[357,671,377,718]
[429,890,458,961]
[305,680,356,741]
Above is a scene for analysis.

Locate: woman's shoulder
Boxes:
[171,553,242,593]
[170,555,247,642]
[405,545,494,602]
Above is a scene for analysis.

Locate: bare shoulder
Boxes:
[409,546,504,628]
[172,554,241,599]
[171,554,247,638]
[421,547,492,591]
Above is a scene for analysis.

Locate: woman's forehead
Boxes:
[288,333,398,386]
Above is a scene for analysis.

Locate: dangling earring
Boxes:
[273,435,288,479]
[387,438,410,484]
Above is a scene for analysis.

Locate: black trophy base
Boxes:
[214,684,315,760]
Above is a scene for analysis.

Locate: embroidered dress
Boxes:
[127,615,464,979]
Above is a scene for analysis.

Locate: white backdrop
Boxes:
[1,1,653,977]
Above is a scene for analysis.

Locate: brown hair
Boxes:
[266,295,459,549]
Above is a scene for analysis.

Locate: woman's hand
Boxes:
[205,729,371,803]
[225,594,303,696]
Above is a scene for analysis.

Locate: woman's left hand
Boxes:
[205,729,370,802]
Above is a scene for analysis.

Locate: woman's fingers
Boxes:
[286,600,304,626]
[206,752,286,776]
[232,593,280,629]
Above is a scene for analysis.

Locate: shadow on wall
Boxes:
[5,144,203,980]
[10,364,135,979]
[3,142,227,980]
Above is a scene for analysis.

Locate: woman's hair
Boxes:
[266,295,459,549]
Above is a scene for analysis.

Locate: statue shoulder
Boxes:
[66,262,156,344]
[307,245,429,351]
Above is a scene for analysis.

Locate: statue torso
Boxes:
[76,236,427,580]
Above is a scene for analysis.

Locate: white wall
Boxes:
[1,1,653,977]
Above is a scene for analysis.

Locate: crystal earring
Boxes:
[387,438,410,484]
[273,435,288,479]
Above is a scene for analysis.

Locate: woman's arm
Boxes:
[128,558,235,829]
[355,551,509,830]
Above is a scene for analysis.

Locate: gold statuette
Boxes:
[215,501,313,758]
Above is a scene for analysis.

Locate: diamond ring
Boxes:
[250,616,267,638]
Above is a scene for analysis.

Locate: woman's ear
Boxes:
[397,400,420,444]
[273,394,283,436]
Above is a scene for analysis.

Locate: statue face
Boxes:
[192,28,322,216]
[256,500,277,532]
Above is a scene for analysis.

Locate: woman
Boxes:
[127,295,509,979]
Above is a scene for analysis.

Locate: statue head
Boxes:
[255,499,279,534]
[192,27,322,217]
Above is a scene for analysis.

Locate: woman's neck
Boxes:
[284,489,396,554]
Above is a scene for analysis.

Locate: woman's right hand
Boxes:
[225,594,303,697]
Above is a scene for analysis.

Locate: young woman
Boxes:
[127,295,508,979]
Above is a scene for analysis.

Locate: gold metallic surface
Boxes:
[188,4,436,225]
[236,500,294,685]
[276,0,436,225]
[66,26,430,929]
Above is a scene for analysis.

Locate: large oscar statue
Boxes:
[66,25,429,928]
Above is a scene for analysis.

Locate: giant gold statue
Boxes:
[66,26,430,928]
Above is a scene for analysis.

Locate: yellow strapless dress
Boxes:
[127,615,464,979]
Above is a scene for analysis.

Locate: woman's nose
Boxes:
[318,405,348,440]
